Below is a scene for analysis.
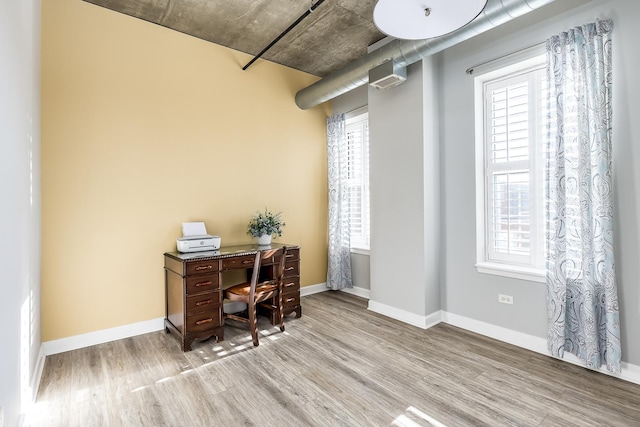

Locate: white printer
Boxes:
[176,222,221,253]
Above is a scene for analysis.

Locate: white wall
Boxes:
[439,0,640,365]
[369,59,441,321]
[422,56,441,316]
[350,253,370,291]
[328,1,640,369]
[0,0,42,424]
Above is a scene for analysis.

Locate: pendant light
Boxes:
[373,0,488,40]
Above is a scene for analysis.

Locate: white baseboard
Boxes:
[368,299,442,330]
[30,345,46,400]
[442,311,640,386]
[618,361,640,385]
[340,286,370,299]
[36,286,640,386]
[301,283,371,300]
[442,312,547,354]
[361,302,640,385]
[41,283,327,356]
[42,317,165,356]
[300,282,328,296]
[21,345,47,425]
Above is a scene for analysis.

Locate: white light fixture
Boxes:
[373,0,488,40]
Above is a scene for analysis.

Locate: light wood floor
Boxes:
[29,292,640,426]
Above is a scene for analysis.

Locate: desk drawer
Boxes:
[186,274,219,295]
[221,254,256,270]
[186,291,220,314]
[281,279,300,296]
[275,248,300,263]
[282,294,300,308]
[186,259,220,275]
[286,248,300,260]
[186,310,222,333]
[283,261,299,278]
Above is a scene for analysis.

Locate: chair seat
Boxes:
[225,282,278,297]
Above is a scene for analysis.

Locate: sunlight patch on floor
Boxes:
[123,326,289,393]
[392,406,448,427]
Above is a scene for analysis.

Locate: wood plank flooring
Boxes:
[28,292,640,426]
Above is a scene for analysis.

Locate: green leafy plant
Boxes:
[247,208,285,238]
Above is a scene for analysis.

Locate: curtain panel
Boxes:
[326,114,353,290]
[545,19,621,373]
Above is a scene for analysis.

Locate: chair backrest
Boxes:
[248,246,287,301]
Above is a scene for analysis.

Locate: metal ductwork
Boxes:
[369,60,407,90]
[295,0,557,110]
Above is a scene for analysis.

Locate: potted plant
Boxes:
[247,208,285,245]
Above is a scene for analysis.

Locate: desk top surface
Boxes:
[164,242,297,262]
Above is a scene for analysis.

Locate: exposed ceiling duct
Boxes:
[294,0,557,110]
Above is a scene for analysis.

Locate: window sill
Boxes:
[476,261,545,283]
[350,248,370,256]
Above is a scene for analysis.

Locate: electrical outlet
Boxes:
[498,294,513,304]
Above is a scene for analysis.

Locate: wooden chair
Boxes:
[223,246,287,346]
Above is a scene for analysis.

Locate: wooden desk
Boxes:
[163,243,301,351]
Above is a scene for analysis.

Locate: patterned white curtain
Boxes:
[326,114,353,290]
[545,19,621,373]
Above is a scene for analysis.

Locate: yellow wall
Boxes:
[41,0,330,341]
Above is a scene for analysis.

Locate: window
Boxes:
[345,110,370,252]
[474,53,547,282]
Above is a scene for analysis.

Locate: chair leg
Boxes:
[278,292,285,332]
[249,303,259,346]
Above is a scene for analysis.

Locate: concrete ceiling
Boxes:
[83,0,386,77]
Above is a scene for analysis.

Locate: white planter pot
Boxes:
[257,234,272,245]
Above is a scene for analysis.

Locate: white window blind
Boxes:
[346,112,370,250]
[476,56,547,280]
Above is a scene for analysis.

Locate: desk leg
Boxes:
[165,319,223,351]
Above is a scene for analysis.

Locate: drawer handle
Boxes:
[284,282,295,288]
[195,281,213,287]
[195,318,213,326]
[285,254,294,258]
[285,297,295,303]
[285,267,295,271]
[195,299,213,307]
[242,260,254,265]
[195,265,213,271]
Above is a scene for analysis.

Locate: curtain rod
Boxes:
[466,42,546,75]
